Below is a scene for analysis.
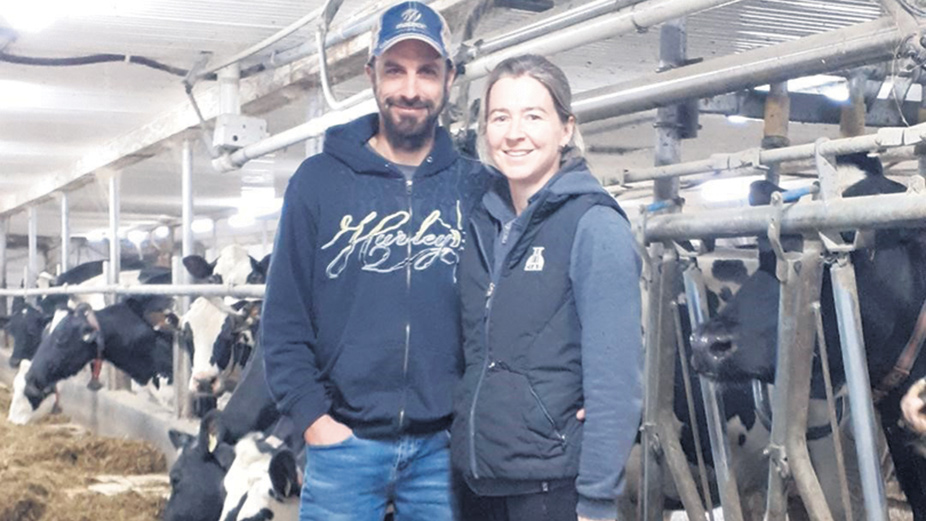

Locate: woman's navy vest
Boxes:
[452,190,623,483]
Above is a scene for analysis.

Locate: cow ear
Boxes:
[168,429,194,450]
[259,254,271,275]
[250,256,261,273]
[183,256,215,279]
[212,443,236,471]
[269,449,300,498]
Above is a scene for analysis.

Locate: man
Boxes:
[261,2,490,519]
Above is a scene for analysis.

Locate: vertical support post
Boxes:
[172,255,192,419]
[762,82,790,186]
[641,245,669,521]
[0,217,6,317]
[919,94,926,179]
[830,258,889,521]
[182,140,194,312]
[108,173,121,300]
[218,63,241,116]
[840,72,866,138]
[107,173,131,391]
[684,267,744,521]
[306,88,325,157]
[26,206,38,304]
[60,192,70,273]
[764,240,831,521]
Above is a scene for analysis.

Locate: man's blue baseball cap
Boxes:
[369,2,452,61]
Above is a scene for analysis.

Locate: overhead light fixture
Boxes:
[700,176,762,203]
[127,229,148,247]
[726,115,750,124]
[191,218,214,234]
[0,0,148,33]
[84,229,107,242]
[153,225,170,239]
[228,213,256,229]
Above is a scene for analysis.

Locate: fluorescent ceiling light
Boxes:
[127,229,147,246]
[700,175,762,203]
[192,218,214,234]
[0,0,147,33]
[153,225,170,239]
[84,229,107,242]
[726,115,750,124]
[228,213,256,229]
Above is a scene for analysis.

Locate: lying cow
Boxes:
[164,341,301,521]
[9,297,177,424]
[181,244,269,399]
[690,155,926,519]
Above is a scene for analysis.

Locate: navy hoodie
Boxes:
[261,113,490,440]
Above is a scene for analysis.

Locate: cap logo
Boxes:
[397,8,427,30]
[401,8,422,23]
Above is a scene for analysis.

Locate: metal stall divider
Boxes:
[683,264,744,521]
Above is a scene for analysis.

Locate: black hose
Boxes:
[0,51,266,80]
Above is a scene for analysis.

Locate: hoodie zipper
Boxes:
[398,177,413,430]
[468,223,498,479]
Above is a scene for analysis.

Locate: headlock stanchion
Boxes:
[683,266,744,521]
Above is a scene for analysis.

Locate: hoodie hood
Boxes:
[322,113,459,177]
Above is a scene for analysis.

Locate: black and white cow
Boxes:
[690,155,926,519]
[164,410,237,521]
[181,244,269,397]
[1,259,170,369]
[9,297,177,424]
[164,340,301,521]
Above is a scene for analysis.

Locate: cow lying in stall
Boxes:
[164,340,302,521]
[8,296,178,424]
[689,154,926,519]
[180,244,269,414]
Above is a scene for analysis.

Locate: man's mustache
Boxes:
[385,98,431,110]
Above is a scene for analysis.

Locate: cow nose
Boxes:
[691,330,737,359]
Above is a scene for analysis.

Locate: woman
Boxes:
[451,54,643,521]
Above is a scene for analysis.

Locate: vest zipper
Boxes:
[399,177,413,430]
[469,225,498,479]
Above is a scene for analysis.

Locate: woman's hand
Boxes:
[304,414,354,446]
[901,379,926,434]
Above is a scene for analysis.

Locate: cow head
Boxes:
[4,300,53,368]
[181,297,261,401]
[24,304,102,407]
[7,360,56,425]
[690,153,919,385]
[183,245,269,287]
[163,410,236,521]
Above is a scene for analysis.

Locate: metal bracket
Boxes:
[768,192,790,283]
[634,209,655,286]
[709,147,767,175]
[640,421,663,458]
[764,443,791,479]
[814,137,841,201]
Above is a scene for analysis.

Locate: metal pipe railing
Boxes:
[0,284,266,299]
[213,0,742,172]
[640,191,926,242]
[617,123,926,184]
[574,17,905,125]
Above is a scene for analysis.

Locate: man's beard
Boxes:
[378,92,447,152]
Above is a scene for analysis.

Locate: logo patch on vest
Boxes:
[524,247,545,272]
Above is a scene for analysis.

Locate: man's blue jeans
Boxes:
[299,430,454,521]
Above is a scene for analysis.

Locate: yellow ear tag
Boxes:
[208,434,218,453]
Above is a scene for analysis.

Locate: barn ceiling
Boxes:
[0,0,902,251]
